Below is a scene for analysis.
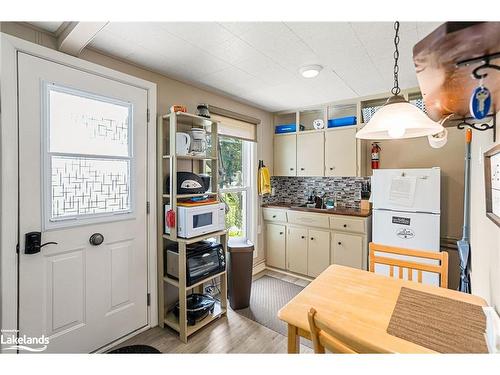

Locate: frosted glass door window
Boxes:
[49,86,131,157]
[45,84,133,222]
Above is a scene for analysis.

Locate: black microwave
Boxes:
[165,241,225,286]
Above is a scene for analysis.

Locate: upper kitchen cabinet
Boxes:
[274,133,297,176]
[325,127,357,176]
[297,132,324,176]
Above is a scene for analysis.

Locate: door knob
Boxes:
[25,232,58,254]
[89,233,104,246]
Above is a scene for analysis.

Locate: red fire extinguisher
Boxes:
[371,142,381,169]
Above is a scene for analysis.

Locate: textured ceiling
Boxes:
[29,21,441,111]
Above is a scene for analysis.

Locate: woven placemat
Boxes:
[387,287,488,353]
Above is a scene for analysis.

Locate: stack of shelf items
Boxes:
[157,111,228,343]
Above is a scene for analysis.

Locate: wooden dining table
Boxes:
[277,265,487,353]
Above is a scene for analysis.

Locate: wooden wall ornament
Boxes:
[413,22,499,139]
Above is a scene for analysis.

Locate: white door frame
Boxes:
[0,33,158,352]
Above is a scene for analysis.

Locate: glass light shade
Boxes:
[356,96,444,140]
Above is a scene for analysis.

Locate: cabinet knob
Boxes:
[343,224,347,228]
[279,232,284,235]
[290,167,294,170]
[330,167,335,170]
[300,168,305,171]
[338,241,342,245]
[272,215,277,218]
[310,237,314,240]
[301,236,305,239]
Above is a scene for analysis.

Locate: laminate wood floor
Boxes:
[110,270,312,354]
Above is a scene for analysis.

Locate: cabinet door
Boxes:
[273,134,296,176]
[325,127,357,176]
[297,132,324,176]
[332,232,364,269]
[286,227,308,275]
[266,223,286,269]
[307,229,330,277]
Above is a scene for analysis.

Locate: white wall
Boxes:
[470,111,500,314]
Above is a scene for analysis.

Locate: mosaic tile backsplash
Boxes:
[263,176,371,209]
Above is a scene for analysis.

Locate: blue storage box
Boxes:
[327,116,357,128]
[275,123,304,134]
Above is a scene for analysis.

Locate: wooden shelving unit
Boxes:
[157,111,228,343]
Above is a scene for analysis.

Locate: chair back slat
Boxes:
[369,242,448,288]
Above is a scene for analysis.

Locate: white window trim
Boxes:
[219,139,257,249]
[42,82,136,230]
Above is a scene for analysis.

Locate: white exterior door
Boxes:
[17,53,149,353]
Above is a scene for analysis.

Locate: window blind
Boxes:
[210,114,257,142]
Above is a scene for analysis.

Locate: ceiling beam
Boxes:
[57,22,109,56]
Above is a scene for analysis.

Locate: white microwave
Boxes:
[164,203,225,238]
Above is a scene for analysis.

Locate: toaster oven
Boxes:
[165,241,225,286]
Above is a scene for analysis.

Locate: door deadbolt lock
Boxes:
[25,232,58,254]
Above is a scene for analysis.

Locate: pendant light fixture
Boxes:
[355,22,444,140]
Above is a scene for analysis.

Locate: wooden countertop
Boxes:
[278,265,487,353]
[262,203,371,217]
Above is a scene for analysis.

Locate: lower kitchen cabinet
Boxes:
[263,207,371,278]
[265,223,286,269]
[307,229,330,277]
[287,227,308,275]
[332,232,364,269]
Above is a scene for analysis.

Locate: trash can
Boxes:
[227,238,254,310]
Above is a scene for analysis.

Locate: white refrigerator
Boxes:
[371,167,441,286]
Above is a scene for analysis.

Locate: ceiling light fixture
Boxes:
[299,65,323,78]
[355,22,444,140]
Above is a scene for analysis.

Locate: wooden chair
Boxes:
[307,308,392,353]
[368,242,449,288]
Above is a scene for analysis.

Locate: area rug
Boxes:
[235,275,310,346]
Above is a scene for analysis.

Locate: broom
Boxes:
[457,129,472,293]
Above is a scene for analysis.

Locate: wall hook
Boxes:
[456,52,500,80]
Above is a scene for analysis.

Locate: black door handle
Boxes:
[25,231,58,254]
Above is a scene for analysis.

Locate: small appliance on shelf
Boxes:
[173,294,216,326]
[166,172,211,195]
[164,202,225,238]
[189,128,208,157]
[165,240,226,287]
[176,132,191,156]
